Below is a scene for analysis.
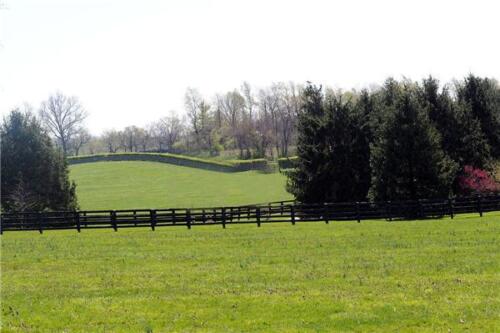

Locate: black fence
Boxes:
[1,194,499,234]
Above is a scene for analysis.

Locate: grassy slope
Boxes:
[69,161,292,210]
[2,214,499,332]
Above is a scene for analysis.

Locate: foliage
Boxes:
[455,75,500,158]
[1,109,78,212]
[2,216,499,331]
[369,83,458,201]
[457,165,500,195]
[287,76,500,202]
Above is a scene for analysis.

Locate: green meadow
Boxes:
[2,161,499,332]
[2,215,499,332]
[69,161,292,210]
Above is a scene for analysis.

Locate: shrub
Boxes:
[457,165,500,195]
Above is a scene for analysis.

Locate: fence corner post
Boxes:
[221,208,226,229]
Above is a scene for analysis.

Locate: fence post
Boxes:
[256,207,261,227]
[202,209,206,224]
[387,201,392,222]
[478,195,483,217]
[356,202,360,223]
[133,210,137,226]
[172,209,176,224]
[111,211,117,231]
[323,204,329,224]
[38,213,43,234]
[150,210,157,231]
[449,198,454,219]
[291,205,295,225]
[222,208,226,229]
[75,211,81,233]
[280,202,284,216]
[186,209,192,229]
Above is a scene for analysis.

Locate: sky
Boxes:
[0,0,499,134]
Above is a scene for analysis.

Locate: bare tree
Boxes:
[149,113,185,152]
[39,92,87,155]
[69,128,91,156]
[136,127,151,152]
[216,90,247,157]
[102,129,121,153]
[185,88,203,145]
[185,88,215,150]
[279,82,300,157]
[121,126,144,152]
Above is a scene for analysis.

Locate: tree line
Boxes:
[38,82,302,159]
[288,75,499,203]
[1,74,498,212]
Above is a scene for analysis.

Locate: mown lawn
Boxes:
[2,214,499,332]
[69,161,292,210]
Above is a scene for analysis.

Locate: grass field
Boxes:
[2,214,499,332]
[69,161,292,210]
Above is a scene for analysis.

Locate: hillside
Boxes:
[69,161,292,210]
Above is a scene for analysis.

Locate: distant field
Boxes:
[2,215,499,332]
[69,161,292,210]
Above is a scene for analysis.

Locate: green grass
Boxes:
[69,161,292,210]
[2,214,499,332]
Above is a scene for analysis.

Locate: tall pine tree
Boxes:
[456,75,500,158]
[287,85,371,202]
[418,77,491,170]
[1,109,78,212]
[369,85,457,201]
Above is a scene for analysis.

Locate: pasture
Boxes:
[2,214,499,332]
[69,161,292,210]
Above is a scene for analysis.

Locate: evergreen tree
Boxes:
[287,85,371,202]
[418,77,491,170]
[446,102,491,170]
[369,85,457,201]
[456,75,500,158]
[286,84,328,203]
[1,109,78,212]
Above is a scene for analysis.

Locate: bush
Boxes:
[457,165,500,195]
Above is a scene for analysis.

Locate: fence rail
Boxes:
[1,194,499,234]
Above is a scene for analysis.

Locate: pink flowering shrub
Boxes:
[457,165,500,194]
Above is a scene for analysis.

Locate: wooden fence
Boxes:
[1,194,499,234]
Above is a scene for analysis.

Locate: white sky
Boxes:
[1,0,499,134]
